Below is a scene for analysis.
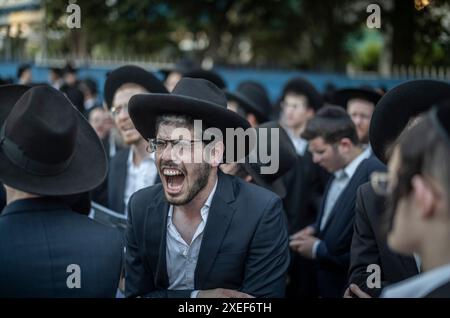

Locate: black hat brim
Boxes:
[104,65,168,109]
[370,80,450,164]
[0,87,107,196]
[129,93,252,158]
[333,88,382,108]
[225,90,268,122]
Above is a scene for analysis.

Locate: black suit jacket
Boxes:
[348,182,419,297]
[282,150,329,298]
[313,155,385,298]
[107,148,159,214]
[125,171,290,298]
[282,150,329,234]
[0,197,123,298]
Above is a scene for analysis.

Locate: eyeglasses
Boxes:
[147,138,204,153]
[110,104,128,117]
[280,101,306,110]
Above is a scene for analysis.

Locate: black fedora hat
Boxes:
[281,77,323,111]
[243,121,297,198]
[333,87,382,108]
[370,80,450,164]
[129,77,251,158]
[182,68,227,89]
[225,81,272,123]
[104,64,168,109]
[0,84,31,124]
[0,85,107,196]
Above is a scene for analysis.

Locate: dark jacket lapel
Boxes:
[108,149,129,213]
[145,191,170,288]
[319,159,368,236]
[195,171,237,289]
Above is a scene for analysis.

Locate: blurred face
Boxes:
[155,123,222,206]
[347,98,374,144]
[64,72,77,86]
[309,137,346,173]
[387,148,421,254]
[111,86,146,145]
[165,72,182,92]
[281,93,313,130]
[21,69,32,84]
[89,108,109,139]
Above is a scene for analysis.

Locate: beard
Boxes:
[165,162,212,206]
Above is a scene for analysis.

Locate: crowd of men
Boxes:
[0,60,449,298]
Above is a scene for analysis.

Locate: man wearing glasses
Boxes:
[103,65,168,214]
[346,80,450,298]
[124,77,290,298]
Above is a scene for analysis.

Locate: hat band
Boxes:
[0,125,73,176]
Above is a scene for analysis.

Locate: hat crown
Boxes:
[172,77,227,108]
[236,82,271,113]
[4,85,77,165]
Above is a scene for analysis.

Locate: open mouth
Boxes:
[162,167,185,195]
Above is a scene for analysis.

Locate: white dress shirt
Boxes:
[312,149,371,257]
[382,263,450,298]
[123,149,157,214]
[166,179,218,296]
[285,128,308,156]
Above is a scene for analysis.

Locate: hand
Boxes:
[289,235,318,259]
[290,226,315,241]
[197,288,254,298]
[343,284,372,298]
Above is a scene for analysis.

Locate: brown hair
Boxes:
[302,105,359,145]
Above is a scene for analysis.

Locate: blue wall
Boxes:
[1,61,441,103]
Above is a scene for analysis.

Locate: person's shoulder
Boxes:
[363,155,386,174]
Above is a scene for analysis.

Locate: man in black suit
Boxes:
[0,85,123,297]
[124,78,290,298]
[347,182,419,297]
[346,80,450,298]
[104,65,168,214]
[289,106,384,298]
[276,77,329,298]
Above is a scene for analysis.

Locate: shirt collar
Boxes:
[382,263,450,298]
[334,148,370,180]
[127,147,154,166]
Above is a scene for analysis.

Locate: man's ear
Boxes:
[338,138,352,152]
[412,175,436,219]
[208,141,225,167]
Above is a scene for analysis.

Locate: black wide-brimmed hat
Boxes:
[0,85,107,196]
[333,87,382,108]
[104,64,168,109]
[370,80,450,164]
[225,81,272,123]
[182,68,227,89]
[281,77,323,111]
[129,77,251,159]
[244,121,297,198]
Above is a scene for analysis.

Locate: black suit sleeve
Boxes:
[348,185,383,297]
[240,197,290,298]
[124,195,193,298]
